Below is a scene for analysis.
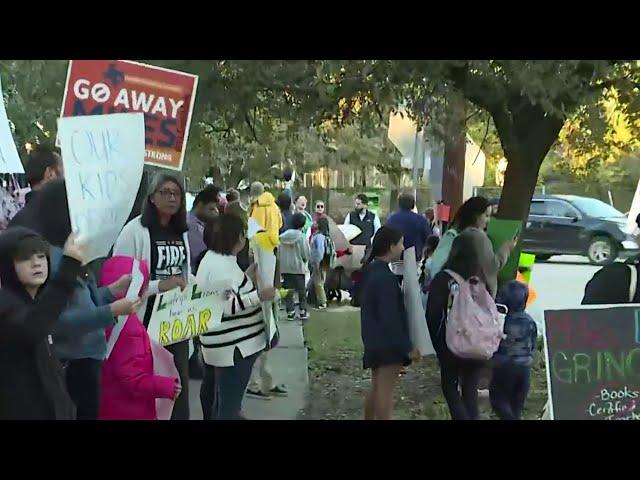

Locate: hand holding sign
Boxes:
[110,297,142,317]
[63,233,88,265]
[159,275,187,293]
[109,274,132,297]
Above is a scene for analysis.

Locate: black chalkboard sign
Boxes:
[544,306,640,420]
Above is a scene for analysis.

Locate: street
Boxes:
[528,255,600,334]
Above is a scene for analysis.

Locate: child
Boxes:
[310,217,335,310]
[279,212,311,320]
[490,280,537,420]
[0,228,85,419]
[98,256,180,420]
[360,226,418,420]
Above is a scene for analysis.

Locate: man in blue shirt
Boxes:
[385,193,432,262]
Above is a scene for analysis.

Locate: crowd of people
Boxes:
[4,145,633,421]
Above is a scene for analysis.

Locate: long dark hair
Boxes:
[367,226,403,264]
[317,217,330,236]
[451,196,489,231]
[141,173,188,233]
[442,232,481,280]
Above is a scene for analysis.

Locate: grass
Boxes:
[300,307,548,420]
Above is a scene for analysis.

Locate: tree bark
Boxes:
[441,98,466,215]
[493,103,565,220]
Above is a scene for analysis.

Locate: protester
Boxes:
[489,280,537,420]
[0,229,85,420]
[9,178,137,420]
[428,196,515,298]
[360,226,416,420]
[113,173,191,420]
[249,181,282,238]
[310,200,329,239]
[582,215,640,305]
[24,145,64,204]
[310,217,335,310]
[279,212,311,321]
[294,195,313,242]
[427,231,489,420]
[187,185,221,271]
[196,214,276,419]
[276,192,293,234]
[385,193,432,263]
[98,256,181,420]
[226,188,240,205]
[313,200,327,224]
[344,194,381,250]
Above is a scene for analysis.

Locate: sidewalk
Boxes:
[188,316,309,420]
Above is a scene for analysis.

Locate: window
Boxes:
[547,201,579,218]
[529,201,549,216]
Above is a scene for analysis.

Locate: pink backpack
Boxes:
[444,269,503,360]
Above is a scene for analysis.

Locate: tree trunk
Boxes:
[494,104,565,221]
[441,98,466,215]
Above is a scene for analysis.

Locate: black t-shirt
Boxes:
[144,227,186,326]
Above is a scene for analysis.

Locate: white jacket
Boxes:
[112,215,192,322]
[196,251,266,367]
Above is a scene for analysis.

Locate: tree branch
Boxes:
[244,112,259,143]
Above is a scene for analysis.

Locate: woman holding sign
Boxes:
[197,214,276,420]
[113,174,192,420]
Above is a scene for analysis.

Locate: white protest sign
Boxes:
[147,281,226,347]
[0,77,24,174]
[403,247,435,356]
[57,112,144,262]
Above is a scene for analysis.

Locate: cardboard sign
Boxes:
[487,217,523,283]
[147,282,226,347]
[57,112,145,262]
[60,60,198,171]
[544,305,640,420]
[0,77,24,174]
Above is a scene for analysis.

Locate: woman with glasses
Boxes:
[113,173,192,420]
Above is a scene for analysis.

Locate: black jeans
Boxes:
[283,274,307,313]
[490,365,531,420]
[65,358,102,420]
[200,364,216,421]
[436,347,483,420]
[215,348,260,420]
[166,340,190,420]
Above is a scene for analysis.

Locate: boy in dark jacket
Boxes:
[0,227,85,419]
[490,280,538,420]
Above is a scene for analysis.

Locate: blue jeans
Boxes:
[490,365,531,420]
[214,348,261,420]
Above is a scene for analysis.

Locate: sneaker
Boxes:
[269,385,288,397]
[246,389,272,400]
[287,311,296,321]
[317,304,327,310]
[299,310,309,321]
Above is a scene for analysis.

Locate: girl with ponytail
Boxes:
[360,226,418,420]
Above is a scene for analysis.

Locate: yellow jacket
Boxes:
[249,192,282,240]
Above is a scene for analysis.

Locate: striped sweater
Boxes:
[196,252,266,367]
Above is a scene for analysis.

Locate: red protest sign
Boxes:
[60,60,198,171]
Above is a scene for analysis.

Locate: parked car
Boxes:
[491,195,639,266]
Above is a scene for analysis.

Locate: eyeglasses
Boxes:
[316,205,325,209]
[157,189,181,200]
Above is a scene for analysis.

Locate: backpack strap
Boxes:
[629,264,637,303]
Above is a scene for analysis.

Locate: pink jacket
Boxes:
[98,256,178,420]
